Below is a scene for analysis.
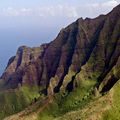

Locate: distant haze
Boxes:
[0,0,120,75]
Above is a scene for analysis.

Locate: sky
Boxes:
[0,0,120,75]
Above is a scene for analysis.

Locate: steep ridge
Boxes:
[1,15,107,93]
[0,4,120,120]
[1,44,48,89]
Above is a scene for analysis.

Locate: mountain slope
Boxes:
[0,4,120,120]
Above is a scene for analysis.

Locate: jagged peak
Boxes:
[18,45,29,50]
[112,4,120,10]
[107,4,120,17]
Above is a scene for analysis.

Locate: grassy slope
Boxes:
[0,85,40,120]
[3,80,120,120]
[3,80,115,120]
[55,88,113,120]
[3,79,97,120]
[56,80,120,120]
[102,80,120,120]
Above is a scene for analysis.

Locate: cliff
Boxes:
[1,4,120,120]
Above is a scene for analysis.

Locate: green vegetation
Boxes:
[38,79,97,120]
[20,86,40,103]
[0,85,40,120]
[58,80,96,112]
[102,81,120,120]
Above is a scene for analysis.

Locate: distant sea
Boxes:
[0,27,59,76]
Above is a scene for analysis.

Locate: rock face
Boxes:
[1,45,48,89]
[1,4,120,95]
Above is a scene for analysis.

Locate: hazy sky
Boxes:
[0,0,119,27]
[0,0,119,75]
[0,0,119,38]
[0,0,119,45]
[0,0,119,17]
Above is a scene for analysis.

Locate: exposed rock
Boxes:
[1,4,120,96]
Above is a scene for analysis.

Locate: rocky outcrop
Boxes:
[1,4,120,96]
[1,45,48,89]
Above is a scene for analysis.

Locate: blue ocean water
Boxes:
[0,27,59,76]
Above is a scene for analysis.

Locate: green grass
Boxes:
[38,79,97,120]
[0,85,40,120]
[37,102,59,120]
[20,86,40,103]
[0,90,27,119]
[102,81,120,120]
[58,80,96,112]
[0,79,96,120]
